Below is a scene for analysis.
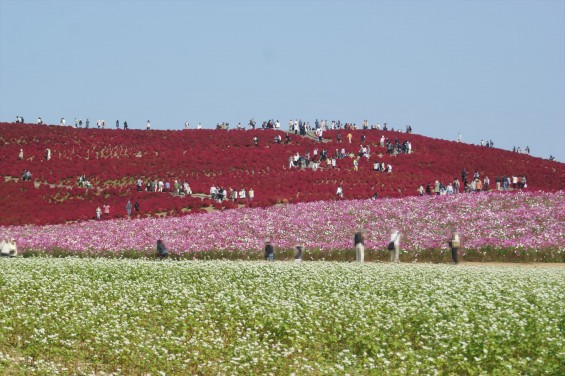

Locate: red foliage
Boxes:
[1,123,564,226]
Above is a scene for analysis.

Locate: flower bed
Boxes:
[1,122,563,226]
[0,259,563,374]
[5,191,564,262]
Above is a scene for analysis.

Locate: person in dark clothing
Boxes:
[449,230,460,265]
[134,201,140,213]
[294,244,304,262]
[354,229,365,263]
[156,239,168,259]
[264,239,274,261]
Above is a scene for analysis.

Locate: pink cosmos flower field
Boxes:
[4,191,564,257]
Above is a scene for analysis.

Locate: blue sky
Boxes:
[1,0,564,161]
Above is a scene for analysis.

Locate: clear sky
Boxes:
[1,0,564,161]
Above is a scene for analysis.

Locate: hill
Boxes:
[1,122,564,226]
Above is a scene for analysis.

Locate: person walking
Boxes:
[388,230,401,263]
[264,239,274,261]
[354,229,365,263]
[294,243,304,263]
[126,200,132,216]
[103,204,110,217]
[0,236,10,257]
[449,230,461,265]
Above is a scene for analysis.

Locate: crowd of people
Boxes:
[134,178,256,205]
[418,169,528,196]
[136,178,193,196]
[258,227,459,265]
[210,185,254,203]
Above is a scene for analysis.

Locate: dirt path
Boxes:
[450,261,565,268]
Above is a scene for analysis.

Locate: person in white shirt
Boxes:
[2,238,16,257]
[146,120,151,130]
[0,236,10,257]
[210,186,217,200]
[336,185,343,198]
[197,123,202,129]
[248,188,254,202]
[239,188,246,200]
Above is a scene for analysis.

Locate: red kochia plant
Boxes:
[1,122,564,226]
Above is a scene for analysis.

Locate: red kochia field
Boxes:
[1,122,564,226]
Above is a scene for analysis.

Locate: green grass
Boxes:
[0,259,563,375]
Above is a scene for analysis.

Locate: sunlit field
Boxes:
[0,259,563,375]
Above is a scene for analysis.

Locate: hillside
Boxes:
[1,122,564,226]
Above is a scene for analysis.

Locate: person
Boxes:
[45,148,51,161]
[264,239,274,261]
[103,204,110,217]
[95,206,102,220]
[336,185,343,198]
[449,230,460,265]
[418,184,425,196]
[126,200,132,216]
[21,169,32,181]
[116,120,120,129]
[354,229,365,263]
[18,149,23,160]
[0,236,10,257]
[388,230,400,263]
[7,238,17,257]
[146,120,151,130]
[156,239,168,259]
[294,243,304,263]
[248,188,254,203]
